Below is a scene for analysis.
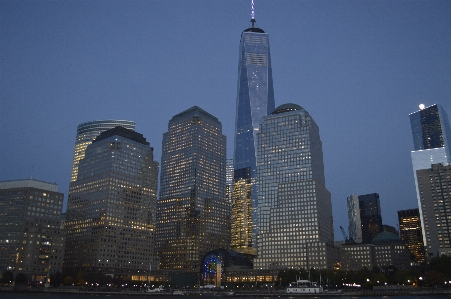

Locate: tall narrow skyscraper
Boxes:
[254,104,334,270]
[156,106,229,271]
[71,120,135,182]
[231,8,275,254]
[65,126,159,278]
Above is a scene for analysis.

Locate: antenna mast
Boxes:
[251,0,256,28]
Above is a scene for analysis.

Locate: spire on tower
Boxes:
[250,0,256,28]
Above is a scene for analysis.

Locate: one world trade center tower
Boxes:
[231,9,275,255]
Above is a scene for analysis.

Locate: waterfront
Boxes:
[1,289,451,299]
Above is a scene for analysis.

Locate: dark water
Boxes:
[1,293,451,299]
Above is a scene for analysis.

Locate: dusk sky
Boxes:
[1,0,450,240]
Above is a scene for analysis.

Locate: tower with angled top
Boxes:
[231,1,275,255]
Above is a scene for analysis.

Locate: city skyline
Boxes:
[1,0,450,239]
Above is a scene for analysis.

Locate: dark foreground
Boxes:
[1,287,451,298]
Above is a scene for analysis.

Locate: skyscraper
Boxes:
[0,179,66,282]
[409,104,451,258]
[156,106,229,271]
[254,104,334,270]
[71,120,135,182]
[231,10,275,254]
[416,164,451,258]
[347,193,383,244]
[398,208,425,264]
[226,158,234,203]
[65,126,159,278]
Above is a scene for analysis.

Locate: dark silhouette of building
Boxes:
[398,208,425,264]
[347,193,383,244]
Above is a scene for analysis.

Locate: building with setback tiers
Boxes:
[65,126,159,280]
[156,106,229,271]
[254,103,335,270]
[0,179,66,282]
[70,120,135,182]
[231,15,275,255]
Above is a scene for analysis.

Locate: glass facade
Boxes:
[156,106,229,271]
[409,104,451,259]
[71,120,135,182]
[347,194,383,244]
[254,104,334,270]
[232,24,275,251]
[65,126,159,277]
[397,208,425,263]
[409,104,451,158]
[0,180,65,282]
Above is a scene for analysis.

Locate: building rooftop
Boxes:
[93,126,149,146]
[243,27,265,33]
[271,103,305,115]
[171,106,218,121]
[372,232,403,244]
[0,179,59,192]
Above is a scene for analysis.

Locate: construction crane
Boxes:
[339,226,349,242]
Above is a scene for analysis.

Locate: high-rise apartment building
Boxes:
[254,103,334,270]
[398,208,425,264]
[231,15,275,254]
[156,106,229,271]
[409,104,451,259]
[65,126,159,279]
[71,120,135,182]
[347,193,383,244]
[416,163,451,258]
[0,179,66,282]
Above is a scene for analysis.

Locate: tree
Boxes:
[428,255,451,278]
[1,270,14,284]
[50,271,64,287]
[63,276,74,286]
[425,270,445,287]
[277,269,299,287]
[15,273,28,285]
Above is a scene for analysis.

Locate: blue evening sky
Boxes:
[1,0,450,240]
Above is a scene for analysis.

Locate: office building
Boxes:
[0,179,66,282]
[416,163,451,258]
[65,126,159,279]
[409,104,451,259]
[156,106,229,271]
[398,208,425,264]
[339,232,410,272]
[231,12,275,254]
[226,158,234,203]
[254,103,335,270]
[340,244,374,272]
[71,120,135,182]
[347,193,383,244]
[372,232,411,271]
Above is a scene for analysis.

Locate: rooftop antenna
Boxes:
[251,0,256,28]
